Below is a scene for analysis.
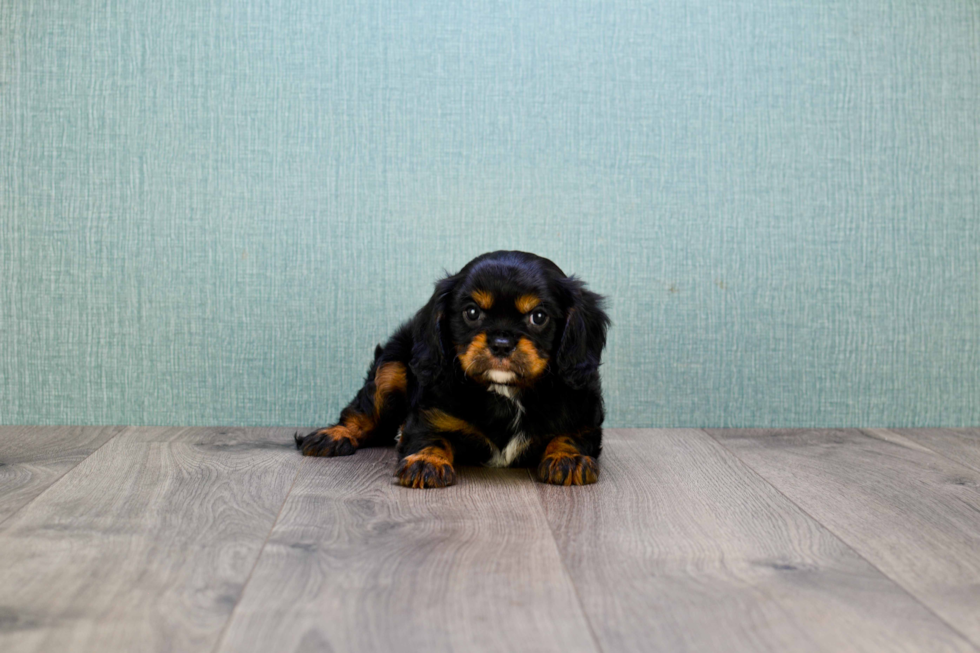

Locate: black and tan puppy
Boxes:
[295,250,609,488]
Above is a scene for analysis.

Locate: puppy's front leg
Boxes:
[537,435,599,486]
[396,426,456,489]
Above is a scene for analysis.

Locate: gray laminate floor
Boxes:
[1,426,979,652]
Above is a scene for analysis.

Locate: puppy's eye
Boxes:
[529,309,549,327]
[463,306,482,324]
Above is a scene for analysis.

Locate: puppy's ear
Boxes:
[410,274,458,384]
[555,277,610,389]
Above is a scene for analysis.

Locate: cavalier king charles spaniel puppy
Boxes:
[295,250,609,488]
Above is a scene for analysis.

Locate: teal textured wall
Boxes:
[1,1,978,428]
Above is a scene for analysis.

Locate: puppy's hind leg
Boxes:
[296,345,410,457]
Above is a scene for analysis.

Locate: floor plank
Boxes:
[216,448,599,653]
[0,426,125,525]
[0,426,302,653]
[886,428,980,474]
[541,428,976,653]
[706,428,980,648]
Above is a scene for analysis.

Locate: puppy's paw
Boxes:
[396,451,456,489]
[537,453,599,486]
[294,426,358,457]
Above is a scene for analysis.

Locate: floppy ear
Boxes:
[410,274,458,384]
[555,277,610,389]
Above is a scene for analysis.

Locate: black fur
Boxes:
[295,250,610,487]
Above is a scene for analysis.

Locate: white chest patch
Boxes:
[485,431,530,468]
[483,384,528,467]
[489,383,517,399]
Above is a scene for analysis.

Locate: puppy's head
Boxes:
[411,251,609,389]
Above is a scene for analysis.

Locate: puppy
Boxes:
[295,250,609,488]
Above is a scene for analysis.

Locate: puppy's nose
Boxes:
[488,335,516,357]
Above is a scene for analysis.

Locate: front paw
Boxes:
[396,452,456,489]
[294,426,358,457]
[537,453,599,485]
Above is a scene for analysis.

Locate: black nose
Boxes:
[488,335,516,357]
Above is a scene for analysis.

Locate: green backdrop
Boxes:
[2,1,978,428]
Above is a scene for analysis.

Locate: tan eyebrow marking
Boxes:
[471,290,494,309]
[515,294,541,313]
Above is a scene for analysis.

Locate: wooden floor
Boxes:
[1,427,979,652]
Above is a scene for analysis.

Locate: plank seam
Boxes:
[527,467,607,653]
[699,428,980,653]
[210,455,306,653]
[0,425,128,529]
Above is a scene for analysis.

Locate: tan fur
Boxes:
[515,294,541,313]
[373,362,407,415]
[423,409,485,439]
[458,333,488,377]
[516,337,548,379]
[471,290,494,309]
[397,441,456,488]
[539,435,598,485]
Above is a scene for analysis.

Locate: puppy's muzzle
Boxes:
[458,332,548,387]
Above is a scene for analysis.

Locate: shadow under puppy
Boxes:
[296,250,610,488]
